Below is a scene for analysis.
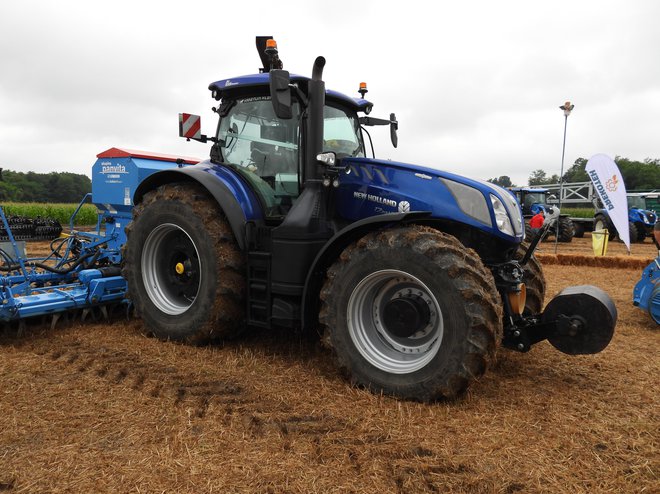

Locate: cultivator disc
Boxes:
[542,285,617,355]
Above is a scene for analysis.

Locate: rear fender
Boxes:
[301,211,431,330]
[133,161,262,250]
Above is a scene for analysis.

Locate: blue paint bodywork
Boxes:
[336,158,524,243]
[633,256,660,324]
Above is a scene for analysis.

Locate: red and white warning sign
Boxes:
[179,113,201,140]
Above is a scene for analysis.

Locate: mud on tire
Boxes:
[319,225,502,402]
[122,183,245,344]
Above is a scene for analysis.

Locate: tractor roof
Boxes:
[208,73,373,113]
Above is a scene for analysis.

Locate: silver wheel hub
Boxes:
[141,223,201,315]
[347,269,443,374]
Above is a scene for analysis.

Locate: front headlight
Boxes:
[491,194,515,236]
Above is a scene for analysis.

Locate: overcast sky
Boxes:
[1,0,659,187]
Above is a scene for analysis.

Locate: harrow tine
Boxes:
[50,313,61,331]
[81,308,92,323]
[17,319,26,337]
[100,305,109,321]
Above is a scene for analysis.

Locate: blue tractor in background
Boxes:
[594,193,657,243]
[508,187,576,242]
[0,38,618,401]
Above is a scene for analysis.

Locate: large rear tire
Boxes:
[122,183,245,344]
[319,226,502,401]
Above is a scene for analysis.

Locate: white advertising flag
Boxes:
[585,154,630,251]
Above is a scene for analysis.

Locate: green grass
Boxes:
[562,207,595,219]
[0,202,98,226]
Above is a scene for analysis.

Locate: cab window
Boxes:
[217,97,301,217]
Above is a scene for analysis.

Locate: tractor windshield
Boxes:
[523,192,547,209]
[627,196,645,209]
[323,105,365,158]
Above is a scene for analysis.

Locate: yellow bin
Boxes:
[592,229,609,256]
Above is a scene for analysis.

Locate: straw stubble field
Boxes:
[0,236,657,493]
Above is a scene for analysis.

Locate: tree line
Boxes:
[489,156,660,190]
[0,169,91,203]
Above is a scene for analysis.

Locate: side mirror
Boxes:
[390,113,398,148]
[269,69,292,119]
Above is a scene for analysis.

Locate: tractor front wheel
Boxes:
[556,217,575,243]
[594,214,616,240]
[320,226,502,401]
[122,183,245,344]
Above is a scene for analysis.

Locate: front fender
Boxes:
[301,211,431,330]
[133,161,262,250]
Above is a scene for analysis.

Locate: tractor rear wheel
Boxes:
[122,183,245,344]
[319,226,502,401]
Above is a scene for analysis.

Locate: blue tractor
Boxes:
[508,187,575,242]
[1,38,617,401]
[594,193,657,243]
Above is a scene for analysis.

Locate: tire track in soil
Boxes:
[23,334,449,490]
[32,338,248,419]
[25,335,355,443]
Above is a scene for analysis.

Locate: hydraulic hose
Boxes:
[0,250,97,274]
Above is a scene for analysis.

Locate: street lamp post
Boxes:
[554,101,574,253]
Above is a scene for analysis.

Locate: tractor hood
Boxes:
[335,157,525,243]
[630,208,657,226]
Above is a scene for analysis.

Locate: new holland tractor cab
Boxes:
[122,37,617,401]
[508,187,575,242]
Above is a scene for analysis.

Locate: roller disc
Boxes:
[542,285,617,355]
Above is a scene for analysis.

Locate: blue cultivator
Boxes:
[0,197,127,329]
[0,148,200,331]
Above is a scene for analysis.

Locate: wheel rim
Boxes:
[141,223,201,315]
[347,269,443,374]
[595,219,605,231]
